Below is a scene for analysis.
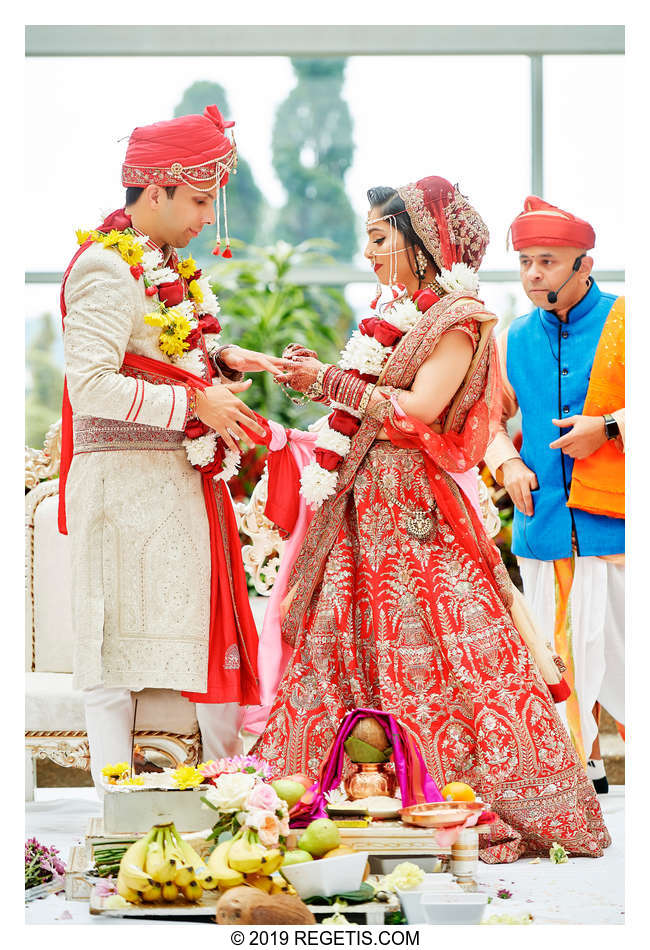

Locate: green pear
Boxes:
[281,849,314,867]
[297,819,341,858]
[271,779,307,809]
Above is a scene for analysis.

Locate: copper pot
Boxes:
[344,763,397,800]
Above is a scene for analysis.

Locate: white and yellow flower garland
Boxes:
[76,228,239,483]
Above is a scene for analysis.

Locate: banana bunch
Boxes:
[206,828,285,891]
[117,822,218,904]
[244,873,298,896]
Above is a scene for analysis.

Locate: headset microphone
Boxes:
[546,255,586,304]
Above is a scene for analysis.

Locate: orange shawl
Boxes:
[567,297,625,519]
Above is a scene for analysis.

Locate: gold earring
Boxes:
[415,247,428,278]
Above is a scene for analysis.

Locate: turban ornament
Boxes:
[121,104,238,257]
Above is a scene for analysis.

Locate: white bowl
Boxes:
[421,892,489,925]
[396,875,461,924]
[280,851,369,900]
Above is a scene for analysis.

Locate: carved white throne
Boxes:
[24,419,282,800]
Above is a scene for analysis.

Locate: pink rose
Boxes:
[246,783,281,813]
[278,816,290,837]
[250,811,281,848]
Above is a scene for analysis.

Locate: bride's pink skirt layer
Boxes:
[252,442,610,863]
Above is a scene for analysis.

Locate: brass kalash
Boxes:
[343,718,397,800]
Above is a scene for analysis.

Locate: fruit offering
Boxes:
[206,826,286,894]
[296,818,341,858]
[116,822,221,904]
[440,781,476,802]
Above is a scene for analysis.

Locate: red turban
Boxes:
[122,104,237,191]
[509,196,595,251]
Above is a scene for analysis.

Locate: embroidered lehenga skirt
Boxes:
[255,443,610,863]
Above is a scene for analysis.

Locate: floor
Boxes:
[25,786,624,925]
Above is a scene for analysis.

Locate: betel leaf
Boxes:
[304,882,377,905]
[344,736,392,763]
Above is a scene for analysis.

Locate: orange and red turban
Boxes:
[122,104,237,192]
[509,196,595,251]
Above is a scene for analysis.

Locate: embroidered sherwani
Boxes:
[63,241,213,693]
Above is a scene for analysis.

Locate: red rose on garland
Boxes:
[157,280,185,307]
[413,287,440,312]
[329,410,362,437]
[315,448,343,471]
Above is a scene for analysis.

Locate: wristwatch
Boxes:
[603,414,620,440]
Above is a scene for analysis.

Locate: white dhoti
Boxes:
[517,556,625,763]
[83,686,242,794]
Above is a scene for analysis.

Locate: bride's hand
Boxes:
[275,357,324,394]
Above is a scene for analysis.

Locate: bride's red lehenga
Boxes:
[255,179,610,864]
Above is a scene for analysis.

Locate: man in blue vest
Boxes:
[485,196,625,794]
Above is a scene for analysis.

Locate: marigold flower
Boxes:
[177,256,198,279]
[100,229,122,248]
[188,279,204,303]
[101,762,130,782]
[171,765,205,790]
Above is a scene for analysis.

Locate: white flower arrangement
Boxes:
[175,299,199,326]
[195,276,221,317]
[204,333,222,358]
[215,448,241,485]
[338,332,389,377]
[202,771,258,813]
[383,297,421,334]
[437,262,480,295]
[299,295,431,509]
[183,432,218,468]
[174,348,207,378]
[315,423,352,457]
[141,249,164,273]
[147,264,178,286]
[300,461,339,508]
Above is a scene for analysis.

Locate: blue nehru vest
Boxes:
[507,280,625,560]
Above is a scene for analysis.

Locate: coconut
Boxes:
[350,717,390,752]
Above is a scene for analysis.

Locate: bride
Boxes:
[254,176,610,863]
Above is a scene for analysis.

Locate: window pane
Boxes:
[25,284,65,449]
[26,55,529,273]
[345,55,531,270]
[544,56,624,268]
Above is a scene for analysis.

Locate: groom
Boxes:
[59,104,291,791]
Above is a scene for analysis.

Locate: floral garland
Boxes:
[299,262,480,509]
[76,225,240,483]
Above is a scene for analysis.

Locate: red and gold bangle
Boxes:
[358,384,375,415]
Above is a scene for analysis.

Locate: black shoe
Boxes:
[587,759,609,794]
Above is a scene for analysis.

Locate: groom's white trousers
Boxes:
[83,685,243,793]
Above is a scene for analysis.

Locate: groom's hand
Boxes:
[195,380,266,452]
[220,345,294,377]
